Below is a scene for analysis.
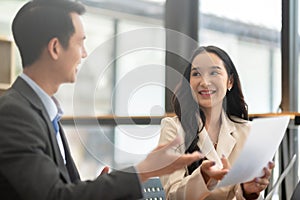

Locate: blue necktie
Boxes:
[52,115,60,134]
[52,114,66,164]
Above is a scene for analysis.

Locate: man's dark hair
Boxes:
[12,0,86,68]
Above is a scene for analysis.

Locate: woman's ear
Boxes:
[47,37,60,60]
[228,75,234,90]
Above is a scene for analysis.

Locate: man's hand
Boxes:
[136,136,203,182]
[99,166,110,175]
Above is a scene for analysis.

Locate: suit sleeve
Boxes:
[48,167,143,200]
[0,94,143,200]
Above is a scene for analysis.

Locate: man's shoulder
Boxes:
[0,82,36,117]
[0,87,22,104]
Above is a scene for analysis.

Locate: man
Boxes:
[0,0,202,199]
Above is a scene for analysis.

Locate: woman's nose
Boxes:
[199,75,211,86]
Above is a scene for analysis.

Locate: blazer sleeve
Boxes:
[0,93,143,200]
[158,117,211,200]
[158,117,260,200]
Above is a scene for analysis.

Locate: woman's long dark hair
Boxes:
[172,45,248,174]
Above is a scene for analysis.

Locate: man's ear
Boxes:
[48,38,60,60]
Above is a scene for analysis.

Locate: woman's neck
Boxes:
[203,106,223,145]
[203,105,222,126]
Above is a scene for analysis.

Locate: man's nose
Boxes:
[82,46,88,58]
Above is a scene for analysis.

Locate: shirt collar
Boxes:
[20,73,63,121]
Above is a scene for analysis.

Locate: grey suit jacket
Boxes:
[0,77,143,200]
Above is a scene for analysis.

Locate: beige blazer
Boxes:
[158,111,253,200]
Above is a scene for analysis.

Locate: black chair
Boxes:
[140,177,166,200]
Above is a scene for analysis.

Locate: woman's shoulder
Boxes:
[229,115,250,124]
[159,116,184,144]
[161,116,180,125]
[228,115,251,132]
[160,116,184,134]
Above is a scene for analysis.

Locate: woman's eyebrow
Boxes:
[191,66,222,70]
[211,66,222,70]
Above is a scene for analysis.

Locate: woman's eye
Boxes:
[211,71,219,76]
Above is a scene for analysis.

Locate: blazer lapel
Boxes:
[196,111,237,169]
[197,129,223,169]
[216,112,236,158]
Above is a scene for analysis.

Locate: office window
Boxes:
[199,0,281,113]
[114,21,165,116]
[0,0,24,75]
[113,20,165,167]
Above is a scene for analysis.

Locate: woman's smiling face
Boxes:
[189,52,233,110]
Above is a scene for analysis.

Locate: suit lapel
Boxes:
[43,113,72,183]
[58,123,81,183]
[12,77,71,183]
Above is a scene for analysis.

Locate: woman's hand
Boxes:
[200,155,230,184]
[241,161,275,199]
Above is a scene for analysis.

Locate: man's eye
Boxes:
[192,72,201,76]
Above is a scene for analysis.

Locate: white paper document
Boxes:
[216,116,290,188]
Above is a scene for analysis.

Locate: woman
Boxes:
[158,46,274,200]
